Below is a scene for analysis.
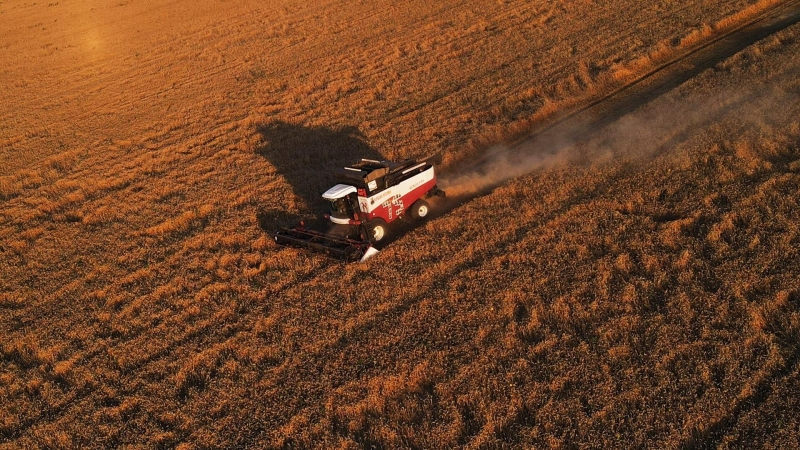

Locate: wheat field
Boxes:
[2,0,799,448]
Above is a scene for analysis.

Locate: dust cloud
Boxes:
[439,126,579,198]
[439,83,790,198]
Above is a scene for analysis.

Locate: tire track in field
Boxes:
[441,0,800,200]
[376,0,800,256]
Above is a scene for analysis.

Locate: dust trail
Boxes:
[439,121,584,198]
[440,83,792,198]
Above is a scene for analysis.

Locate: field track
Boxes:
[386,0,800,250]
[443,0,800,198]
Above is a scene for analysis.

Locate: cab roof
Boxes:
[321,184,358,200]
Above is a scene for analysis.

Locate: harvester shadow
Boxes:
[255,121,384,216]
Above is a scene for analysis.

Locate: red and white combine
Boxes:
[274,155,445,261]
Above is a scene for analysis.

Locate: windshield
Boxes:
[329,198,350,219]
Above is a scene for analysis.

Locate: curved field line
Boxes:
[445,0,800,193]
[378,0,800,252]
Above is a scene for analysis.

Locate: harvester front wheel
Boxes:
[365,219,388,243]
[410,199,430,220]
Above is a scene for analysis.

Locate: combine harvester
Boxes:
[274,155,445,262]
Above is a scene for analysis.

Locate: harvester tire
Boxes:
[410,199,430,220]
[365,219,388,243]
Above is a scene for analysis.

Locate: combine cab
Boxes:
[274,154,445,262]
